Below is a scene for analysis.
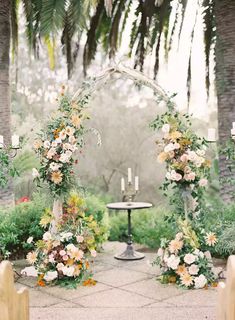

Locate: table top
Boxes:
[106,202,153,210]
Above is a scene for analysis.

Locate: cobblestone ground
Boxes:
[15,242,218,320]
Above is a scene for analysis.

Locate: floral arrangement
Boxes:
[26,192,101,288]
[151,98,219,289]
[150,101,211,217]
[153,219,218,289]
[32,87,90,197]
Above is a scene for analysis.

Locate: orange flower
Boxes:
[180,272,193,287]
[169,131,182,140]
[85,261,90,269]
[82,278,97,286]
[51,171,63,184]
[66,258,74,266]
[176,264,187,276]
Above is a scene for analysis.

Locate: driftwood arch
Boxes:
[72,64,171,104]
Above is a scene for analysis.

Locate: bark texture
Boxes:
[215,0,235,202]
[0,0,14,206]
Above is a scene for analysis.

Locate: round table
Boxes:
[107,202,153,261]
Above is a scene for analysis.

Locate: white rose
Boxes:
[157,248,164,257]
[66,243,77,252]
[194,274,207,289]
[199,178,208,187]
[65,150,73,158]
[44,271,58,282]
[49,162,61,171]
[162,124,170,133]
[62,266,75,277]
[90,249,97,257]
[184,253,196,265]
[61,232,73,241]
[43,232,52,241]
[196,149,205,156]
[56,263,64,271]
[43,141,50,149]
[47,148,57,159]
[166,254,180,270]
[59,153,70,163]
[164,143,175,153]
[27,236,33,244]
[51,141,58,148]
[188,264,199,275]
[32,168,40,178]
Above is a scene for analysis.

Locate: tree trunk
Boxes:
[0,0,14,206]
[215,0,235,203]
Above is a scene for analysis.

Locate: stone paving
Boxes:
[15,242,218,320]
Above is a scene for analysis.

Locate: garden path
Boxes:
[15,242,218,320]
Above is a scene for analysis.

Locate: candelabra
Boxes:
[0,135,20,158]
[121,168,139,204]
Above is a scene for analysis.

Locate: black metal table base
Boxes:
[114,244,145,261]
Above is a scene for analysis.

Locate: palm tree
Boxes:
[0,0,13,205]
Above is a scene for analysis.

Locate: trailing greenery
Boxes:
[109,207,174,249]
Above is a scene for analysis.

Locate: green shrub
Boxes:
[109,207,174,249]
[0,193,49,259]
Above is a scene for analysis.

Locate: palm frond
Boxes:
[83,0,105,75]
[40,0,66,36]
[109,0,126,58]
[44,35,55,69]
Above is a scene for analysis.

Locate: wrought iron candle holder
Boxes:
[0,135,20,158]
[122,182,138,204]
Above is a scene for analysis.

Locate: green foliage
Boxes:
[85,194,110,246]
[109,207,174,249]
[0,149,19,188]
[0,193,49,260]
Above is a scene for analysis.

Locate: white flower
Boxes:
[49,254,55,263]
[65,126,75,136]
[51,141,58,148]
[32,168,40,178]
[27,236,33,244]
[175,232,183,240]
[61,232,73,241]
[184,253,196,265]
[195,156,205,167]
[166,170,182,181]
[188,264,199,275]
[49,162,62,171]
[61,266,75,277]
[157,248,164,257]
[162,124,170,133]
[69,136,77,144]
[65,150,73,158]
[59,153,70,163]
[43,232,52,241]
[76,235,84,243]
[66,243,77,252]
[166,254,180,270]
[199,178,208,187]
[59,130,67,140]
[55,137,62,144]
[196,149,205,156]
[47,148,57,159]
[187,150,197,161]
[204,250,212,261]
[205,233,217,246]
[194,274,207,289]
[59,250,66,256]
[63,143,72,150]
[90,249,97,257]
[164,143,175,153]
[21,266,37,277]
[56,263,64,271]
[43,140,50,149]
[44,271,58,282]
